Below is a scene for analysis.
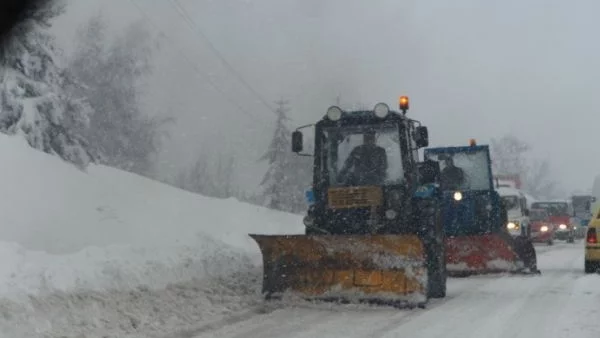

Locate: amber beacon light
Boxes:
[399,96,409,112]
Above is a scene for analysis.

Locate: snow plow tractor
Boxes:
[250,97,447,308]
[423,142,539,277]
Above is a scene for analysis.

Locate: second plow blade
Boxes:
[249,234,429,308]
[445,233,539,277]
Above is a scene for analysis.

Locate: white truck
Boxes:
[497,186,531,238]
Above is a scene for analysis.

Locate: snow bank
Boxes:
[0,133,302,255]
[0,133,303,337]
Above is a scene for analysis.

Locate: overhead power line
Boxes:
[170,0,276,113]
[127,0,264,123]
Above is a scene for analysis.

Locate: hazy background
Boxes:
[49,0,600,194]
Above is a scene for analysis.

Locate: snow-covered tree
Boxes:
[69,14,172,176]
[491,133,560,199]
[490,134,529,177]
[260,100,311,213]
[0,1,95,169]
[173,149,239,199]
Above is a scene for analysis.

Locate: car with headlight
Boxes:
[531,200,575,243]
[528,208,554,245]
[584,206,600,273]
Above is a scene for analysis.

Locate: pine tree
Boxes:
[260,99,298,212]
[68,15,171,176]
[0,2,94,169]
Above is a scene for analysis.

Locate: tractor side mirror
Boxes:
[523,209,530,217]
[292,131,303,153]
[418,159,440,184]
[414,126,429,148]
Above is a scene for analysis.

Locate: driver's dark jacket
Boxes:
[440,165,465,190]
[340,144,387,185]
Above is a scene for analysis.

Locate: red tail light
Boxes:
[587,228,597,244]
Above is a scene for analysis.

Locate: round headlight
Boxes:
[559,224,567,230]
[326,106,343,121]
[453,191,463,201]
[374,103,390,118]
[507,222,516,230]
[540,225,549,232]
[385,209,397,220]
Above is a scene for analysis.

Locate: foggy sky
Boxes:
[50,0,600,194]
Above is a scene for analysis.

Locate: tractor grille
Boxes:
[327,186,383,209]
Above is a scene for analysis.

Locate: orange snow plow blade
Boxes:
[445,233,539,276]
[249,234,428,306]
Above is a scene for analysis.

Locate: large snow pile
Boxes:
[0,133,303,337]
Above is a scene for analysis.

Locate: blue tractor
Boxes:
[423,141,539,276]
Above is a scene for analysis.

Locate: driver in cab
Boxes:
[338,130,387,186]
[439,154,466,190]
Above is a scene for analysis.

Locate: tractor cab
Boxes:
[423,141,504,236]
[292,98,438,235]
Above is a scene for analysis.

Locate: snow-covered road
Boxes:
[188,241,599,338]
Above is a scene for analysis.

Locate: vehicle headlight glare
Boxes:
[507,222,516,230]
[453,191,463,201]
[559,224,567,230]
[541,225,548,232]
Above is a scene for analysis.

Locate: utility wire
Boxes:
[128,0,264,123]
[170,0,276,113]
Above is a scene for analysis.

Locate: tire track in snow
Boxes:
[184,242,575,338]
[373,243,587,338]
[186,265,507,338]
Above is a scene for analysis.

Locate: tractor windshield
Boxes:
[323,124,404,187]
[424,149,491,191]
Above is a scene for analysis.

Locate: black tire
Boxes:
[567,237,575,243]
[415,197,447,299]
[427,234,447,299]
[513,236,538,272]
[547,238,553,246]
[584,260,596,274]
[428,203,446,299]
[428,267,447,298]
